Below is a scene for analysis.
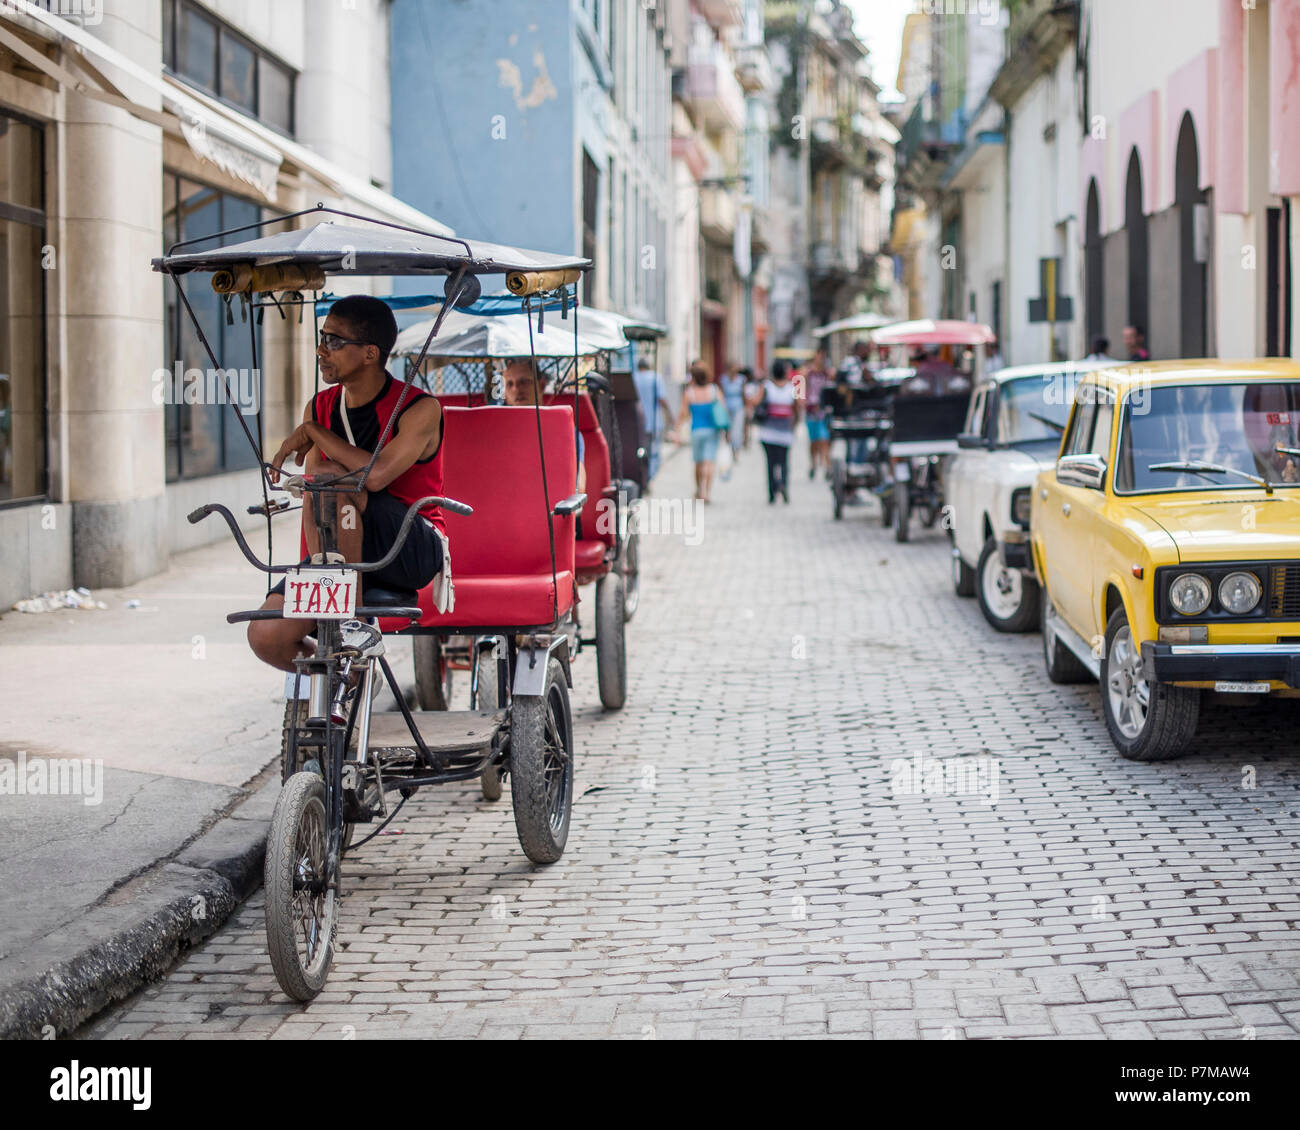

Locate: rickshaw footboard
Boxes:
[366,708,506,758]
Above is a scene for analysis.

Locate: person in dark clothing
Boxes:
[755,360,800,503]
[1123,324,1150,362]
[251,295,446,673]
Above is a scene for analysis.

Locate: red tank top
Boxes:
[311,375,446,535]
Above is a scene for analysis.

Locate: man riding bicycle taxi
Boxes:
[248,295,447,673]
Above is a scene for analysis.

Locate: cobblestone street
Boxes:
[84,443,1300,1040]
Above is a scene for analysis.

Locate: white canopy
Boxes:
[813,312,895,338]
[393,312,615,361]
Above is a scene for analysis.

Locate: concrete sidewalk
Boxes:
[0,532,416,1038]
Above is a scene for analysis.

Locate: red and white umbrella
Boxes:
[869,319,996,347]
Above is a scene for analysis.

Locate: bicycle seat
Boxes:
[361,583,419,608]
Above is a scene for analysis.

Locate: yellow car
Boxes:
[1031,360,1300,760]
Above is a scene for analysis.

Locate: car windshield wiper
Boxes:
[1027,411,1065,433]
[1147,460,1274,495]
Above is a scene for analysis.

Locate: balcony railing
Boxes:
[700,184,737,241]
[735,43,773,93]
[683,38,746,133]
[697,0,743,29]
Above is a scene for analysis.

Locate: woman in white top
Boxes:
[755,360,801,504]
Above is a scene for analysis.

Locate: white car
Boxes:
[948,361,1109,631]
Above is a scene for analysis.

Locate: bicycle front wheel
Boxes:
[265,771,338,1001]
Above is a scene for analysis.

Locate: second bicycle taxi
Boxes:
[386,296,639,711]
[868,319,993,542]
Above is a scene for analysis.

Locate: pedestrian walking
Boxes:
[634,357,673,480]
[719,364,747,458]
[985,338,1005,375]
[679,360,728,503]
[803,347,832,479]
[755,359,800,504]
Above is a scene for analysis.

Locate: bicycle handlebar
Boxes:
[188,493,472,574]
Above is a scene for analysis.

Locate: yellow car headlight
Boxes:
[1169,573,1212,615]
[1218,571,1262,615]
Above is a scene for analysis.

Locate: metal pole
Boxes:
[797,0,811,347]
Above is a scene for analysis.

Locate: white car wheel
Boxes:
[980,552,1023,620]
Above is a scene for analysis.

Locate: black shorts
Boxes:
[271,489,443,599]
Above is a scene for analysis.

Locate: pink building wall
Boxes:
[1165,49,1218,201]
[1270,0,1300,197]
[1118,91,1161,217]
[1217,0,1246,213]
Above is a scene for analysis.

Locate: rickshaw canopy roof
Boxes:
[813,311,894,337]
[577,309,668,341]
[870,319,995,347]
[153,221,591,277]
[556,307,651,351]
[392,314,618,361]
[319,292,634,353]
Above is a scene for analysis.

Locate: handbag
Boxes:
[711,395,731,431]
[753,387,770,424]
[717,437,734,478]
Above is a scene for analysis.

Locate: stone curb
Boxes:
[0,779,276,1040]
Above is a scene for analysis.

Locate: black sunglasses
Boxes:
[319,332,371,352]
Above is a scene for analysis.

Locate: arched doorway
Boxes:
[1175,113,1208,357]
[1125,149,1149,352]
[1085,178,1104,346]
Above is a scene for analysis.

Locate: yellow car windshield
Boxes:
[1115,381,1300,492]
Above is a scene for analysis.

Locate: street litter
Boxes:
[12,588,108,613]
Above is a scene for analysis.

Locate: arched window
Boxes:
[1125,148,1149,348]
[1085,178,1103,344]
[1175,113,1208,357]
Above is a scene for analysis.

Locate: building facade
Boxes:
[390,0,673,357]
[765,0,899,352]
[667,0,774,383]
[895,0,1300,369]
[0,0,440,610]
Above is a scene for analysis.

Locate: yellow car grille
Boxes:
[1270,565,1300,618]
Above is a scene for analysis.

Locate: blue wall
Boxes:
[390,0,576,293]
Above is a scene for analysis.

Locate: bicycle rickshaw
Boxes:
[868,319,992,542]
[154,207,591,1000]
[387,298,639,710]
[812,312,896,521]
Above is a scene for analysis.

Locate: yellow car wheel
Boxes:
[1099,609,1199,760]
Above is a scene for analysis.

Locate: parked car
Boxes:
[949,361,1107,631]
[1031,360,1300,761]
